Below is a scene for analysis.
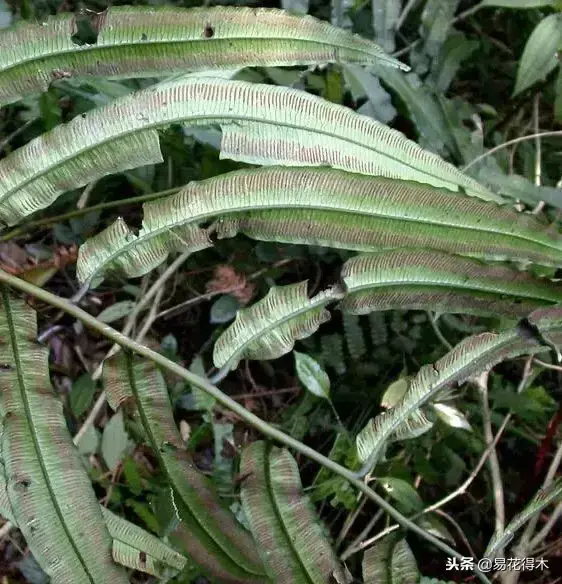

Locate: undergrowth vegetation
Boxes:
[0,0,561,583]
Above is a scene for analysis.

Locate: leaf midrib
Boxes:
[0,287,96,583]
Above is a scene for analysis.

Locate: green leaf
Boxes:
[344,64,397,123]
[356,305,562,473]
[189,356,216,411]
[339,249,562,319]
[0,0,11,30]
[432,403,472,431]
[111,353,266,581]
[294,351,331,399]
[210,295,241,324]
[80,166,558,288]
[372,65,457,156]
[378,477,424,514]
[0,5,404,107]
[362,535,420,584]
[420,0,462,60]
[101,508,187,579]
[484,478,562,560]
[101,410,133,472]
[331,0,354,29]
[97,301,137,324]
[381,378,409,409]
[213,281,343,371]
[0,288,128,583]
[481,0,554,7]
[431,33,479,93]
[555,67,562,122]
[240,441,347,583]
[69,373,96,418]
[77,426,100,456]
[0,74,497,227]
[514,14,562,95]
[372,0,401,52]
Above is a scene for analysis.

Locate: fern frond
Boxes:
[0,289,128,583]
[340,249,562,318]
[356,306,562,472]
[101,508,188,579]
[0,5,405,107]
[213,281,343,371]
[342,313,366,360]
[78,167,560,286]
[0,76,498,227]
[484,478,562,561]
[362,536,419,584]
[240,441,347,583]
[107,353,266,582]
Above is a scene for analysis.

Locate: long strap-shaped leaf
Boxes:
[356,306,562,470]
[484,478,562,561]
[0,5,405,108]
[340,249,562,318]
[0,77,497,227]
[77,167,559,286]
[107,353,267,583]
[240,441,347,583]
[0,289,128,584]
[213,281,344,371]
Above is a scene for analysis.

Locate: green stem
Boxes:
[0,187,180,242]
[0,269,492,584]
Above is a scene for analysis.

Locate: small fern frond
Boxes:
[340,249,562,318]
[77,167,561,287]
[213,281,344,371]
[105,353,266,581]
[101,508,188,579]
[240,441,347,583]
[0,5,406,107]
[0,289,128,584]
[356,306,562,473]
[0,76,497,227]
[484,478,562,561]
[362,535,419,584]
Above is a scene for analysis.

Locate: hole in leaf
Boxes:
[203,24,214,38]
[71,9,105,46]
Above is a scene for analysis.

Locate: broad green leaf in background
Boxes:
[101,508,187,579]
[420,0,461,60]
[555,67,562,121]
[240,441,348,583]
[97,300,136,324]
[101,410,133,472]
[210,295,241,324]
[0,5,405,107]
[372,0,401,53]
[295,351,331,399]
[0,0,11,29]
[188,355,217,411]
[281,0,310,14]
[69,373,96,418]
[362,535,420,584]
[355,305,562,473]
[431,33,479,93]
[514,13,562,95]
[0,289,128,583]
[339,249,562,318]
[0,75,498,228]
[108,354,266,581]
[377,477,424,514]
[372,65,457,156]
[213,281,344,371]
[432,403,472,431]
[332,0,354,29]
[344,64,397,123]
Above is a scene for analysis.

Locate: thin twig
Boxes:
[396,0,421,31]
[462,131,562,172]
[0,119,34,154]
[434,509,477,559]
[532,94,545,214]
[477,371,506,556]
[428,312,453,350]
[0,269,494,584]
